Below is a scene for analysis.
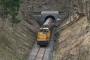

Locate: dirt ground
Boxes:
[54,16,90,60]
[0,17,39,60]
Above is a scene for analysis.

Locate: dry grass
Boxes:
[54,16,90,60]
[0,18,39,60]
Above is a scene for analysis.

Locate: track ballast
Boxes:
[27,27,55,60]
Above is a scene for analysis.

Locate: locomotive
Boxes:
[37,18,55,46]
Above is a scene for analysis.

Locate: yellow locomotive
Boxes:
[37,18,54,46]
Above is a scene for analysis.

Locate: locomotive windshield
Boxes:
[40,28,49,34]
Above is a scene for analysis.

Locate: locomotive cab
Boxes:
[37,28,50,46]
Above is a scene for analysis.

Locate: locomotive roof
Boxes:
[40,28,49,29]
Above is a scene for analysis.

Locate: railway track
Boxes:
[27,27,55,60]
[27,45,47,60]
[34,47,46,60]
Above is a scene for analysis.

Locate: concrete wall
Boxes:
[32,11,68,26]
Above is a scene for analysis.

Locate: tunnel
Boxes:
[44,15,56,22]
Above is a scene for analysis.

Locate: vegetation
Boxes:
[55,0,90,60]
[70,0,90,23]
[0,0,22,23]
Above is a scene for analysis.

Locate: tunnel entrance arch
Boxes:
[44,15,56,22]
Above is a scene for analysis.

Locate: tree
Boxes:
[71,0,75,20]
[78,0,83,12]
[0,0,22,23]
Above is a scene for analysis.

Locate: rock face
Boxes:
[23,0,69,13]
[54,16,90,60]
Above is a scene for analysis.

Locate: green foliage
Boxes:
[0,0,22,23]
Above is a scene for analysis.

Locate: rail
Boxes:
[34,47,46,60]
